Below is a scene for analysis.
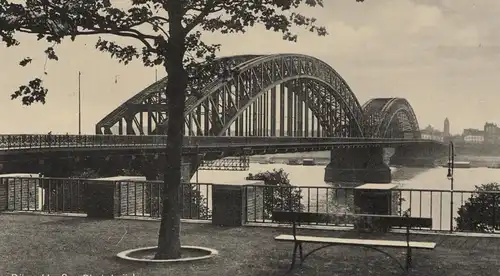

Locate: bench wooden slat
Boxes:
[275,234,436,250]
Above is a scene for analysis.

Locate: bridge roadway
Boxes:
[0,134,442,156]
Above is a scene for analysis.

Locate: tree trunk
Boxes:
[155,0,187,260]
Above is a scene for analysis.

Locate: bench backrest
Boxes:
[272,211,332,224]
[272,211,432,228]
[364,215,432,228]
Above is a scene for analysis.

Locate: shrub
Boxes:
[246,169,303,219]
[456,183,500,233]
[181,183,211,219]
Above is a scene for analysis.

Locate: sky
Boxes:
[1,0,499,135]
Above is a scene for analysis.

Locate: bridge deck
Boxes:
[0,134,443,154]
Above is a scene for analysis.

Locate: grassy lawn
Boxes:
[1,214,500,276]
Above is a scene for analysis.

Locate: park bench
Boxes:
[272,211,436,272]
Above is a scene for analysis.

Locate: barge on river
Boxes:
[442,161,471,168]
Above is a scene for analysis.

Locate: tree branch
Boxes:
[184,0,217,34]
[18,26,157,52]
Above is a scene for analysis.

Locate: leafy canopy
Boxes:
[0,0,360,105]
[247,168,303,218]
[456,183,500,233]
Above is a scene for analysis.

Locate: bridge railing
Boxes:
[0,134,431,150]
[0,134,168,149]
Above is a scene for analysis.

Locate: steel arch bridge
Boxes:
[96,54,420,139]
[362,98,421,139]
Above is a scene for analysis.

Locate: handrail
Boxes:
[0,134,441,151]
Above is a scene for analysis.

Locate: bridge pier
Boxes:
[390,144,445,168]
[324,147,391,184]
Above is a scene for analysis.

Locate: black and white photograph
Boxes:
[0,0,499,275]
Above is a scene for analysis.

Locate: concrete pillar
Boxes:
[0,174,41,211]
[324,147,391,184]
[212,185,244,227]
[181,156,193,182]
[354,184,398,215]
[0,177,6,211]
[354,183,399,232]
[85,180,120,219]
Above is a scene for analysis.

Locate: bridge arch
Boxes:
[362,98,420,138]
[95,54,261,135]
[96,54,366,138]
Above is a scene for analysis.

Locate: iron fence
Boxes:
[117,181,212,220]
[243,184,500,234]
[0,176,212,220]
[244,185,357,226]
[3,176,498,234]
[0,177,87,213]
[396,188,500,233]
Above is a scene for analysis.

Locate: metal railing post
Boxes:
[447,141,455,233]
[493,194,497,231]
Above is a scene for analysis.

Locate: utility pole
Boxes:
[78,71,82,135]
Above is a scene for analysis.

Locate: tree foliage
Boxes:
[1,0,332,105]
[456,183,500,233]
[246,169,303,219]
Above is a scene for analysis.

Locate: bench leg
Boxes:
[405,247,412,271]
[298,243,304,264]
[289,242,304,271]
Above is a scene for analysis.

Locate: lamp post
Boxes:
[447,141,455,232]
[78,71,81,135]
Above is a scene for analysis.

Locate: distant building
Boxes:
[420,125,444,142]
[484,122,500,144]
[443,118,450,138]
[450,134,464,143]
[462,128,484,144]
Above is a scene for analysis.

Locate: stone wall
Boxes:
[7,178,40,211]
[118,181,145,216]
[0,178,7,211]
[244,186,264,222]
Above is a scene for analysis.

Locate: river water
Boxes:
[190,162,500,231]
[192,163,500,190]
